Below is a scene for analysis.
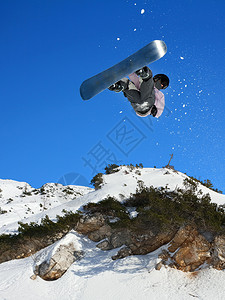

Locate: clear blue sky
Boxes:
[0,0,224,192]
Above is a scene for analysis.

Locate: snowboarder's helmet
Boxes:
[153,74,169,89]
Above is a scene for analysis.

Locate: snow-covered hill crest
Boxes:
[0,166,224,236]
[98,166,224,205]
[1,166,225,300]
[0,179,93,234]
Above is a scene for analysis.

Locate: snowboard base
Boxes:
[80,40,167,100]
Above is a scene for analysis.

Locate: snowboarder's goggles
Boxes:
[161,82,168,89]
[156,78,168,89]
[160,79,168,89]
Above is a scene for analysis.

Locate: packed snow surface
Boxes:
[1,233,225,300]
[0,167,225,299]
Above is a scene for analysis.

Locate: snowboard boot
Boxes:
[108,78,129,93]
[135,66,152,81]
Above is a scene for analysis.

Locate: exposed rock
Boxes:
[168,225,193,253]
[94,225,176,261]
[76,213,106,235]
[155,261,163,271]
[165,226,211,272]
[88,224,112,242]
[30,274,37,280]
[34,232,84,281]
[211,235,225,270]
[112,246,132,260]
[35,243,83,280]
[96,239,113,251]
[96,229,132,251]
[2,212,225,275]
[103,224,225,273]
[130,230,176,256]
[158,249,171,261]
[103,227,177,261]
[110,230,132,249]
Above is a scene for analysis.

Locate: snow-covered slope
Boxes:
[0,167,225,300]
[0,179,93,234]
[99,167,225,206]
[1,231,225,300]
[1,167,225,235]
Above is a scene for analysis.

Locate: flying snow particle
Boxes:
[141,9,145,14]
[183,104,186,108]
[180,56,184,60]
[117,37,120,41]
[134,28,137,32]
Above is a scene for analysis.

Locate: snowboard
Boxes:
[80,40,167,100]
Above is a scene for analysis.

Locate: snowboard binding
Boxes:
[108,79,129,93]
[135,66,152,80]
[108,82,123,93]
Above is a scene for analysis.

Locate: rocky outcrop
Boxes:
[75,213,225,272]
[88,224,112,242]
[153,226,225,272]
[76,213,106,235]
[33,232,84,281]
[166,226,211,272]
[76,213,177,260]
[110,229,176,260]
[2,210,225,275]
[211,236,225,270]
[34,243,83,281]
[97,229,132,251]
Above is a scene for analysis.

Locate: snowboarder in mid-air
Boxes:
[108,66,169,118]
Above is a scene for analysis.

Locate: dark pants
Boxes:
[123,77,155,114]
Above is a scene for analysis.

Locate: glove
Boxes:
[150,105,157,117]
